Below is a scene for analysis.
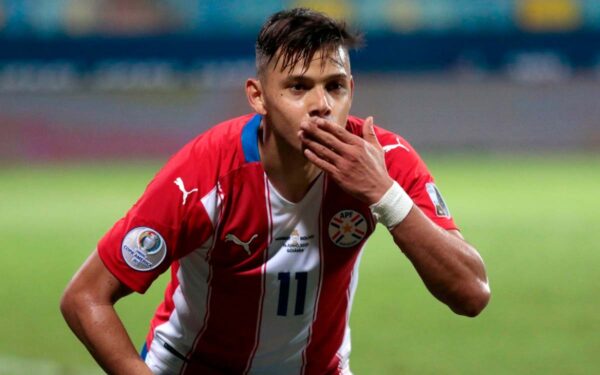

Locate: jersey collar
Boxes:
[241,114,262,163]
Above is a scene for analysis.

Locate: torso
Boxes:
[97,113,457,375]
[147,157,374,374]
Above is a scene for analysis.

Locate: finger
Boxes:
[300,133,343,163]
[303,148,337,175]
[362,116,381,147]
[313,117,361,145]
[301,120,351,154]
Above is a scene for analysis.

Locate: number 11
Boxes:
[277,271,308,316]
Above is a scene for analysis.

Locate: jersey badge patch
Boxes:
[426,182,451,218]
[328,210,367,248]
[121,227,167,271]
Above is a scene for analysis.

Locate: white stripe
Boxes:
[179,182,224,373]
[248,174,324,375]
[146,237,214,375]
[146,337,186,375]
[243,173,272,374]
[151,184,223,375]
[200,185,219,226]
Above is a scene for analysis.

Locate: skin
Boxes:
[61,44,490,375]
[60,252,151,375]
[298,117,490,316]
[247,46,490,315]
[246,47,355,202]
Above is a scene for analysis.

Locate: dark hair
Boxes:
[255,8,363,75]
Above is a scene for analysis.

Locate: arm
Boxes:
[389,209,489,316]
[60,250,154,374]
[299,117,490,317]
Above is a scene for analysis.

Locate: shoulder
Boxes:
[347,115,435,189]
[347,116,457,229]
[186,113,255,160]
[170,113,255,168]
[152,113,257,196]
[346,115,418,165]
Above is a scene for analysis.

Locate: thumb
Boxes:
[362,116,380,147]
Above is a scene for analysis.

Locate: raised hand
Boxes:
[299,116,393,205]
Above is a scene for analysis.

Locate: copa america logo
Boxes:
[121,227,167,271]
[137,230,162,255]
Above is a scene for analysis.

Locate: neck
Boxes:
[258,122,321,203]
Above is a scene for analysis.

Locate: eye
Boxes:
[289,83,306,92]
[327,81,346,92]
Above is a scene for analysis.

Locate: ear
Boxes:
[246,78,267,115]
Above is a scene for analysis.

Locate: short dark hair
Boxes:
[255,8,363,75]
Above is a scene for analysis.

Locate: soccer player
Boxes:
[60,8,490,375]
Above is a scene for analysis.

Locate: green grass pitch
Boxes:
[1,154,599,374]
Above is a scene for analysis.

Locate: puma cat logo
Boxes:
[382,137,410,153]
[225,233,258,255]
[174,177,198,205]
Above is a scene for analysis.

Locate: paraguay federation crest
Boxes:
[121,227,167,271]
[328,210,367,248]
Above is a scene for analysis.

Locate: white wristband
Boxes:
[369,181,414,229]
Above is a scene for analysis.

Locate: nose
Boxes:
[308,86,332,118]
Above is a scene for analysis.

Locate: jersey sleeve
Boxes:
[377,129,458,231]
[97,138,217,293]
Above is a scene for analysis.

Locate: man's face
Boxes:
[258,46,354,151]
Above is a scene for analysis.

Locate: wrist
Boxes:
[369,181,414,229]
[366,178,394,205]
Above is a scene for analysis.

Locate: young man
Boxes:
[61,8,490,375]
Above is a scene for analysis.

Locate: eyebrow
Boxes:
[283,73,349,84]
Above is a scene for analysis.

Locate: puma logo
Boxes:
[174,177,198,205]
[225,233,258,255]
[382,137,410,153]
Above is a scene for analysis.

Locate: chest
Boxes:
[209,169,375,274]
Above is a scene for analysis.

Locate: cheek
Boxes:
[329,99,352,125]
[267,91,299,108]
[333,96,352,114]
[264,97,305,128]
[270,96,307,117]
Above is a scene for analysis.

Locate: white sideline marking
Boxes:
[0,355,103,375]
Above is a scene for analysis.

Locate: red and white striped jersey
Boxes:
[98,113,457,375]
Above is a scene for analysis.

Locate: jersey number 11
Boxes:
[277,272,308,316]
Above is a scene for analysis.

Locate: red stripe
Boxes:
[146,262,181,350]
[182,165,269,374]
[351,214,360,223]
[354,228,365,236]
[303,180,372,374]
[301,174,328,375]
[180,185,224,375]
[242,173,272,374]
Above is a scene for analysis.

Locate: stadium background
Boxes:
[1,1,599,374]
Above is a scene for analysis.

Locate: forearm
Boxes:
[61,294,152,375]
[61,251,153,375]
[390,206,490,316]
[297,117,490,315]
[61,297,151,374]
